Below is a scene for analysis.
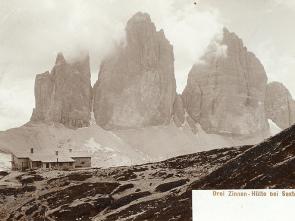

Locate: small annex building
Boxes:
[11,148,91,171]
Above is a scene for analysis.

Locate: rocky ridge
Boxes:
[0,145,249,221]
[190,123,295,189]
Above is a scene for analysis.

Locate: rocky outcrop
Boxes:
[93,12,176,130]
[182,28,269,136]
[31,53,92,128]
[2,145,249,221]
[265,82,295,129]
[190,123,295,189]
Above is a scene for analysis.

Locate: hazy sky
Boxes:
[0,0,294,130]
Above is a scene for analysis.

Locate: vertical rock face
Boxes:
[182,28,269,136]
[93,12,176,129]
[265,82,295,129]
[31,53,92,128]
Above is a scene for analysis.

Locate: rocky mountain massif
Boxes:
[0,12,295,167]
[1,124,295,221]
[29,12,295,134]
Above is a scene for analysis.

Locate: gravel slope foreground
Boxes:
[0,124,294,221]
[0,146,248,221]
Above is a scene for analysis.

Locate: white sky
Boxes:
[0,0,294,131]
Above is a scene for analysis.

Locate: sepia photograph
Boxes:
[0,0,295,220]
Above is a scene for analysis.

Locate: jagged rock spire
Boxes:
[265,81,295,129]
[182,28,269,136]
[55,52,66,65]
[93,12,176,129]
[31,52,92,128]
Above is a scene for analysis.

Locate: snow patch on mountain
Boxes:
[84,137,115,153]
[268,119,282,136]
[0,121,270,170]
[0,152,11,171]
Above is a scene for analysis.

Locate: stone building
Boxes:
[11,148,91,171]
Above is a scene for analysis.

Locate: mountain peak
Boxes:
[126,12,156,40]
[55,52,66,65]
[221,27,244,49]
[128,12,151,23]
[222,27,230,34]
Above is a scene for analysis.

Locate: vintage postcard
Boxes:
[0,0,294,220]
